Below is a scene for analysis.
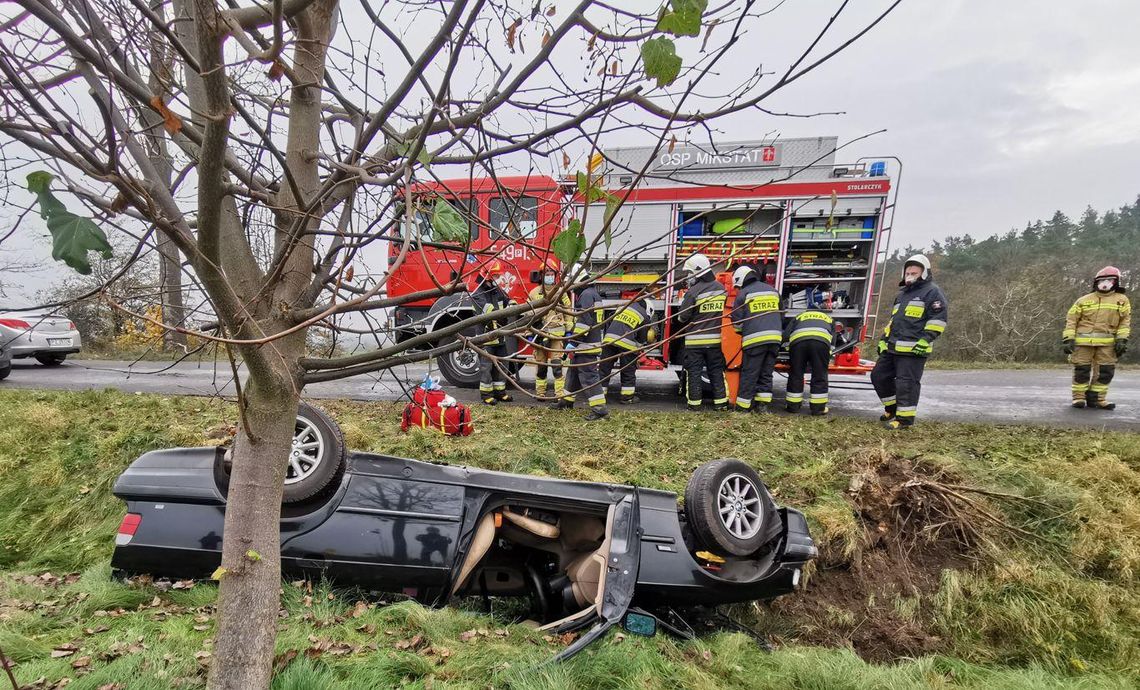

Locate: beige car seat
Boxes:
[450,512,497,595]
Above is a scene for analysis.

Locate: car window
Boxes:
[488,196,538,240]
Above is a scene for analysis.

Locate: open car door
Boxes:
[550,491,641,662]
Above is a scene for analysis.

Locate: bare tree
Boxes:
[0,0,902,687]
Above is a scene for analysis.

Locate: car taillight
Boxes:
[68,321,77,330]
[116,513,141,546]
[0,319,30,329]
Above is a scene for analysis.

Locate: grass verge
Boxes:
[0,388,1137,688]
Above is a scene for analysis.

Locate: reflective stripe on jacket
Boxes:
[678,275,727,347]
[603,300,649,352]
[1063,291,1131,345]
[470,280,511,346]
[570,285,605,354]
[784,310,834,346]
[883,278,948,356]
[526,286,573,338]
[731,278,782,350]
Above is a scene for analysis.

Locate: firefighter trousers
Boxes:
[565,351,607,409]
[531,337,564,398]
[870,351,927,421]
[736,344,778,410]
[683,346,727,407]
[599,346,639,399]
[1070,345,1117,405]
[478,342,509,397]
[787,340,830,412]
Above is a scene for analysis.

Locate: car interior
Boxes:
[450,503,614,628]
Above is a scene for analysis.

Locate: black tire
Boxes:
[684,458,777,557]
[281,402,346,504]
[35,354,66,366]
[437,330,481,388]
[0,364,9,381]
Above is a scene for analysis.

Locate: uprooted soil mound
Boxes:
[769,452,982,662]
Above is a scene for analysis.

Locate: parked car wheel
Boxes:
[35,354,66,366]
[0,364,9,381]
[684,459,775,557]
[436,330,481,388]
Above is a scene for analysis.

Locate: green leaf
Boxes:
[603,195,622,250]
[657,0,707,37]
[210,566,228,581]
[552,220,586,266]
[26,172,113,275]
[640,37,683,87]
[430,200,467,243]
[245,549,262,562]
[575,171,606,203]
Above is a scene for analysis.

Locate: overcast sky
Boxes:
[2,0,1138,305]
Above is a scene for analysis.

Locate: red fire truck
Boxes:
[387,137,899,391]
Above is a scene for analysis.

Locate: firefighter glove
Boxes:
[1062,339,1075,356]
[1115,339,1128,357]
[912,338,932,356]
[877,339,888,355]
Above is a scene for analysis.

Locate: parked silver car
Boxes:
[0,312,81,366]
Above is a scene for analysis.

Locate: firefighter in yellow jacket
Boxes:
[1063,266,1130,410]
[526,259,573,400]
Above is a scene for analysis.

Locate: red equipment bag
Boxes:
[401,382,474,436]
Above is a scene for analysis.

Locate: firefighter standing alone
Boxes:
[1063,266,1131,410]
[871,254,948,429]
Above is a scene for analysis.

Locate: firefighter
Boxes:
[730,265,781,412]
[526,259,572,400]
[551,263,609,421]
[1063,266,1130,410]
[471,260,514,405]
[783,308,833,415]
[871,254,949,429]
[677,253,729,410]
[599,297,652,404]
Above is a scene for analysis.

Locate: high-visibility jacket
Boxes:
[784,310,834,347]
[526,286,573,338]
[731,277,782,350]
[471,279,511,346]
[569,285,605,354]
[1063,291,1131,345]
[678,274,727,347]
[603,300,649,352]
[883,278,948,356]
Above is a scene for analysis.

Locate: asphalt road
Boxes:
[4,358,1139,430]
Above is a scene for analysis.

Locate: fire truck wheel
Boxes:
[437,333,482,388]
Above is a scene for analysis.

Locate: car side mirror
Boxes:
[622,611,657,637]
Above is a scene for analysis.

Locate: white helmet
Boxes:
[903,254,931,281]
[732,265,755,288]
[566,262,587,282]
[682,253,711,279]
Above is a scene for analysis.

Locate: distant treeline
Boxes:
[877,195,1138,363]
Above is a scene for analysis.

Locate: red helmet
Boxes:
[1095,266,1121,281]
[480,259,504,279]
[543,257,560,273]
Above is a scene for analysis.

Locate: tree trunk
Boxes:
[208,336,302,690]
[157,237,187,350]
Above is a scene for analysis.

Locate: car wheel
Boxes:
[281,403,346,504]
[0,364,9,381]
[436,331,481,388]
[35,354,66,366]
[684,458,776,557]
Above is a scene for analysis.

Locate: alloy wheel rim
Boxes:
[284,416,324,485]
[717,473,762,540]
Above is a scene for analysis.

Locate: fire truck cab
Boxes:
[387,137,897,391]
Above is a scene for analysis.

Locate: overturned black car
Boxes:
[111,405,816,659]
